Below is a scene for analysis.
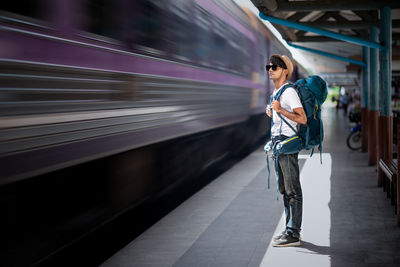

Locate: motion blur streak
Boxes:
[0,1,306,266]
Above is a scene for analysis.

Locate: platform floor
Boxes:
[101,106,400,267]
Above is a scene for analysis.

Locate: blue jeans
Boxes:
[277,152,302,238]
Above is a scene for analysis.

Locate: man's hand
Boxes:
[266,105,272,117]
[271,100,282,113]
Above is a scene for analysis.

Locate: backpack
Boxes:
[264,75,327,197]
[282,75,327,151]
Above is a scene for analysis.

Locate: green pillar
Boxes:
[368,26,379,166]
[362,47,370,109]
[380,6,392,116]
[361,46,370,152]
[369,26,379,111]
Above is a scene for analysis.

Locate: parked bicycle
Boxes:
[347,110,362,150]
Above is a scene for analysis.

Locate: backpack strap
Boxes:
[269,94,274,138]
[273,83,294,101]
[264,140,280,200]
[277,113,298,136]
[274,154,279,200]
[319,117,323,164]
[271,84,298,137]
[315,98,323,164]
[305,126,310,147]
[266,152,270,189]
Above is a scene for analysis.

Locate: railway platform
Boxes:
[101,105,400,267]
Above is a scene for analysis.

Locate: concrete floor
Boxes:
[101,105,400,267]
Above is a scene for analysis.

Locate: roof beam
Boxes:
[285,11,310,22]
[295,34,400,42]
[270,0,400,12]
[287,42,366,66]
[352,10,379,22]
[295,36,360,42]
[299,20,400,29]
[274,24,298,41]
[330,12,367,37]
[259,13,385,49]
[296,12,334,38]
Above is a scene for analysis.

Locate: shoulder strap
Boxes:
[275,84,299,135]
[274,83,295,101]
[269,94,274,105]
[277,113,298,135]
[271,83,298,136]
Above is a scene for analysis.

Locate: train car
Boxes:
[0,0,292,265]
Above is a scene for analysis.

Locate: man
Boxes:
[265,55,307,247]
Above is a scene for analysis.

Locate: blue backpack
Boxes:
[264,75,327,196]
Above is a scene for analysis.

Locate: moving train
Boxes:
[0,0,305,265]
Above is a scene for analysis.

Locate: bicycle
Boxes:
[346,110,362,150]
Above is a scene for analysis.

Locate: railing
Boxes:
[396,110,400,225]
[379,109,399,225]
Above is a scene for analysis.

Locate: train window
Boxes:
[258,37,267,72]
[121,0,167,55]
[260,54,266,73]
[167,0,194,61]
[194,8,212,66]
[227,42,240,73]
[85,0,121,40]
[210,18,229,70]
[192,3,253,77]
[0,0,43,19]
[241,37,253,75]
[228,30,245,74]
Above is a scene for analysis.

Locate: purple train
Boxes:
[0,0,301,265]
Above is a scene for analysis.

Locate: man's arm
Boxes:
[271,100,307,125]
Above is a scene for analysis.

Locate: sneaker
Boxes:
[273,230,301,242]
[272,233,301,247]
[272,230,286,242]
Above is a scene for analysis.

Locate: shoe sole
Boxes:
[272,240,301,247]
[272,236,301,242]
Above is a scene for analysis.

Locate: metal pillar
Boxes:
[378,6,393,190]
[368,26,379,167]
[380,6,392,116]
[361,47,369,152]
[397,124,400,225]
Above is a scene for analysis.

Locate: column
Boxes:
[368,26,379,167]
[361,47,369,153]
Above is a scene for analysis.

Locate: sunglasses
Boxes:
[266,64,278,71]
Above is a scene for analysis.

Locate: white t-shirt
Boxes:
[271,83,303,137]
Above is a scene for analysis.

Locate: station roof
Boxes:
[249,0,400,86]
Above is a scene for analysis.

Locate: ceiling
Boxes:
[249,0,400,86]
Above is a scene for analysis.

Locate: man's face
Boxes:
[267,61,286,81]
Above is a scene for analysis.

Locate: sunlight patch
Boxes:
[260,153,332,267]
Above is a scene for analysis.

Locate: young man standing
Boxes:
[265,55,307,247]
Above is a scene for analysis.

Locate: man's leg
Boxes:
[273,161,290,242]
[278,153,302,238]
[277,162,290,226]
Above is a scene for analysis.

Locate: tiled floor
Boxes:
[101,106,400,267]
